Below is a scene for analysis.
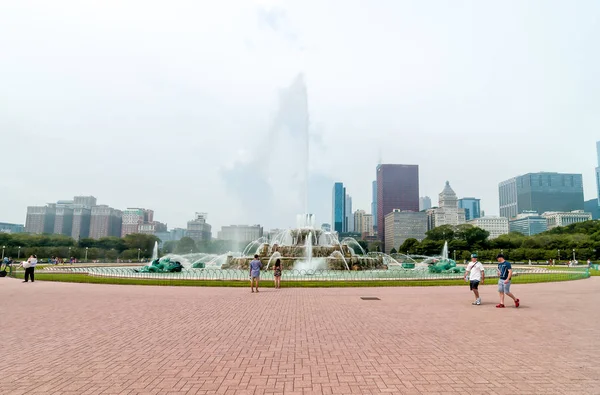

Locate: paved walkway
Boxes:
[1,277,599,394]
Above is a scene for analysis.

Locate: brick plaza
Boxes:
[1,277,599,394]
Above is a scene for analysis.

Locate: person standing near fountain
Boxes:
[464,253,484,305]
[249,254,263,293]
[273,258,282,289]
[496,254,520,308]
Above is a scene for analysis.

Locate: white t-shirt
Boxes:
[466,261,484,281]
[28,258,37,267]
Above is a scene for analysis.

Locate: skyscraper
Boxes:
[53,203,74,236]
[90,205,123,239]
[332,183,346,233]
[426,182,466,230]
[499,172,584,218]
[345,194,353,232]
[371,180,377,234]
[71,206,92,240]
[458,197,481,221]
[121,208,154,237]
[186,212,212,241]
[376,164,419,248]
[73,196,97,209]
[25,204,56,234]
[419,196,432,211]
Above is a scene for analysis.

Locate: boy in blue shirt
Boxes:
[496,254,520,308]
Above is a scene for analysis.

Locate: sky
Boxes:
[1,0,599,232]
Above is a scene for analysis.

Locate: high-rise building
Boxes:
[509,212,548,236]
[138,221,167,235]
[0,222,25,234]
[90,205,123,239]
[419,196,432,211]
[332,183,346,234]
[71,206,91,240]
[584,199,600,220]
[170,228,187,241]
[73,196,97,209]
[384,210,427,254]
[218,225,263,243]
[458,197,481,221]
[542,210,592,230]
[376,164,419,249]
[363,214,374,237]
[345,194,353,232]
[467,216,508,239]
[186,212,212,241]
[499,172,584,218]
[371,180,377,234]
[25,204,56,234]
[426,182,466,230]
[121,208,154,237]
[53,203,74,236]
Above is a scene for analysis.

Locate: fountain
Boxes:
[151,241,159,261]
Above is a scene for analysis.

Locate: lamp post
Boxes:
[453,250,456,261]
[572,249,576,262]
[138,248,141,262]
[85,247,89,263]
[558,249,561,264]
[1,246,5,260]
[18,246,21,259]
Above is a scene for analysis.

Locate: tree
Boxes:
[390,248,397,254]
[455,224,489,249]
[399,238,420,254]
[357,240,369,253]
[123,234,160,252]
[175,237,198,254]
[425,225,455,241]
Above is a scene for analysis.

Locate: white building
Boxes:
[345,194,354,232]
[217,225,263,243]
[426,181,466,230]
[467,216,509,239]
[353,210,374,237]
[384,210,427,254]
[419,196,432,211]
[542,210,593,230]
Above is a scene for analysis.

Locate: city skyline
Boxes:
[1,2,599,231]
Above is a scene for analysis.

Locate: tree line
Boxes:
[390,221,600,262]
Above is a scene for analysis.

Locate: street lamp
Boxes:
[18,246,21,259]
[453,250,456,261]
[85,247,89,263]
[1,246,5,260]
[573,249,576,262]
[138,248,141,262]
[558,249,560,263]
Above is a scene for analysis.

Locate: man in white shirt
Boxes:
[464,253,485,305]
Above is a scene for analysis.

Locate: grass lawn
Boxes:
[7,271,590,288]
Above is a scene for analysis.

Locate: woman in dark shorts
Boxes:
[273,258,282,289]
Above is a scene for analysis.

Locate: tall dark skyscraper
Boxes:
[332,182,346,233]
[499,172,584,218]
[376,164,419,248]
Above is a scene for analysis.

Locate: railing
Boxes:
[7,265,591,285]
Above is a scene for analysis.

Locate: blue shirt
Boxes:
[498,260,512,280]
[249,259,262,276]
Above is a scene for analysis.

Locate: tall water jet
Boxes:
[304,231,313,268]
[441,241,449,260]
[150,241,159,264]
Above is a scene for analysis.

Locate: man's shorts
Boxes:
[469,280,480,290]
[498,279,511,293]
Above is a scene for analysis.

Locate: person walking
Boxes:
[464,253,484,305]
[249,254,262,293]
[496,254,519,308]
[23,254,37,283]
[273,258,282,289]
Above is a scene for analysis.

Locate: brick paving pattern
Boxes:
[1,277,599,394]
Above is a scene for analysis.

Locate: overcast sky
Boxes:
[1,0,599,231]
